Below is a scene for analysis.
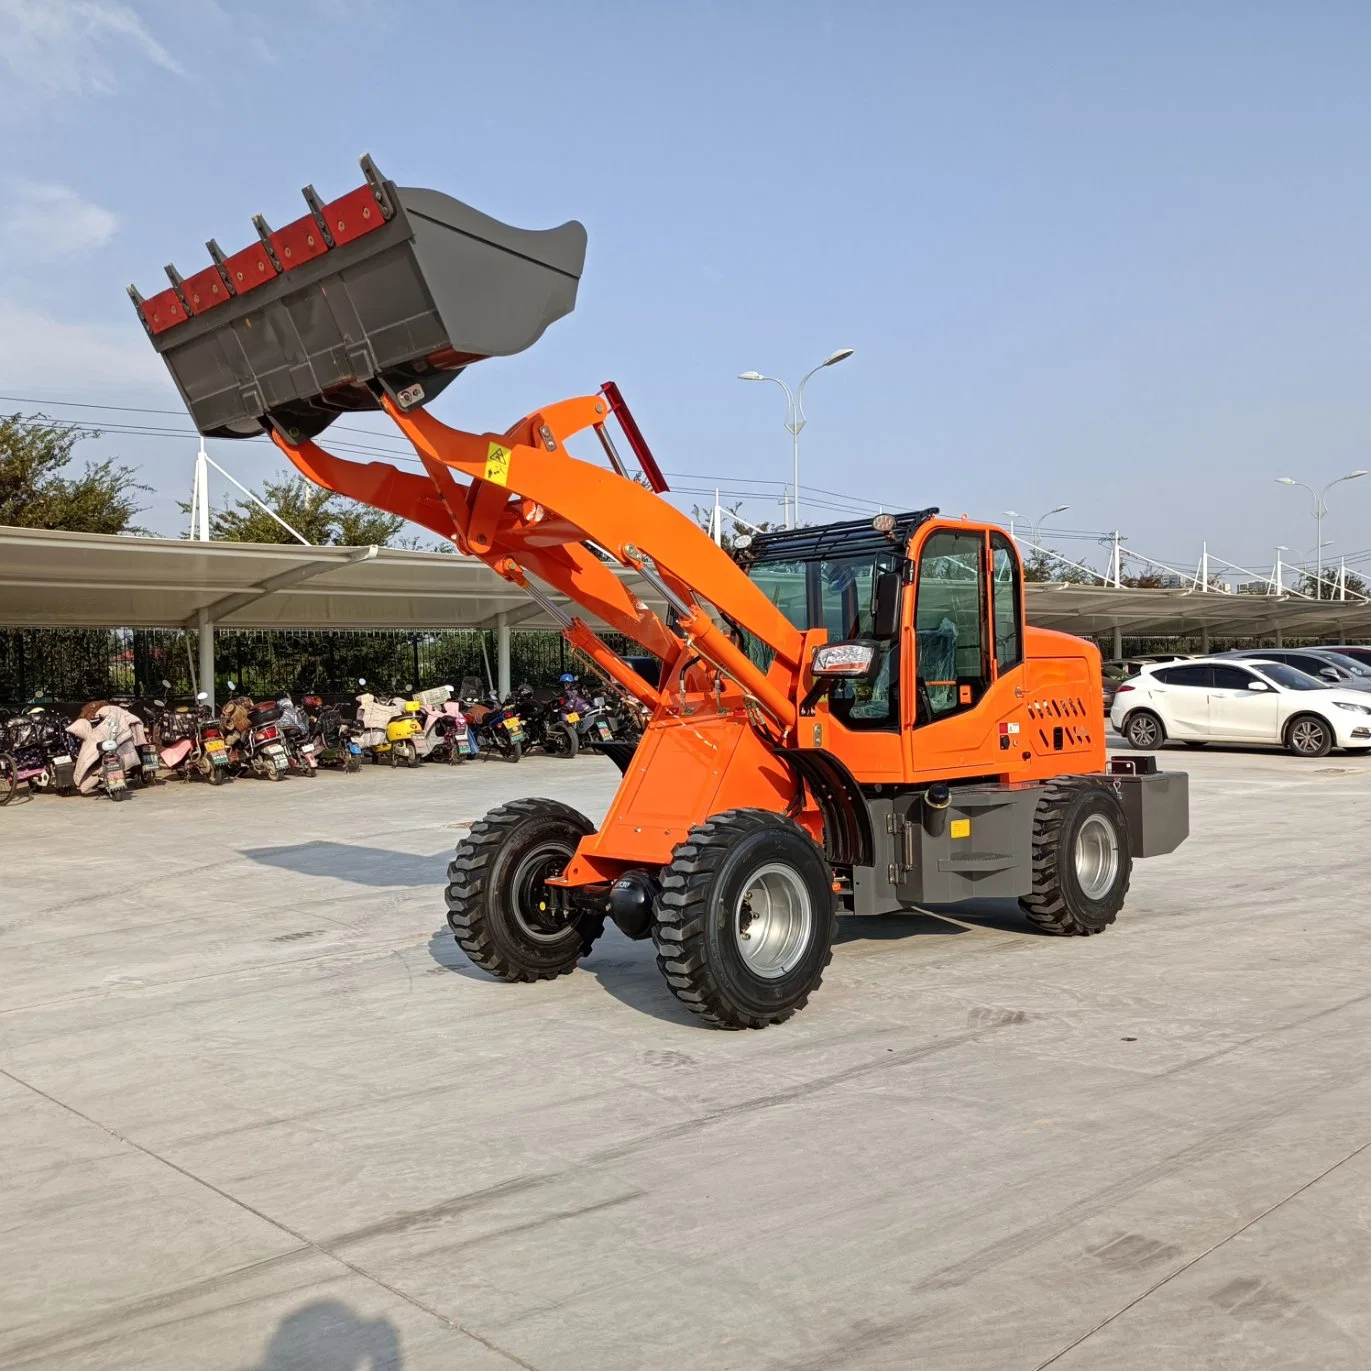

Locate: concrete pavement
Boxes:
[1,744,1368,1369]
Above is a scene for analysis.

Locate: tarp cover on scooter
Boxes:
[132,157,587,442]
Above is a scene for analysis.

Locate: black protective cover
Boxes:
[146,182,586,440]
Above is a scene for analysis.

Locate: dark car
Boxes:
[1225,647,1371,692]
[1326,646,1371,670]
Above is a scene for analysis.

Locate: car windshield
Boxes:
[1319,652,1371,677]
[1249,662,1325,691]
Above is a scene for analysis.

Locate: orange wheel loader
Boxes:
[134,156,1189,1029]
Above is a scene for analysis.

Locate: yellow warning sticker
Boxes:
[950,818,971,840]
[483,442,512,486]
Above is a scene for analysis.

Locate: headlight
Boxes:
[1333,701,1371,714]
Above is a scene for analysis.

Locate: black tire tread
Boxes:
[445,798,602,982]
[1019,779,1132,936]
[654,808,836,1030]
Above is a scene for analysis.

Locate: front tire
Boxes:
[1124,711,1165,750]
[1286,714,1333,758]
[551,725,579,759]
[653,810,837,1030]
[445,799,604,982]
[1019,781,1132,936]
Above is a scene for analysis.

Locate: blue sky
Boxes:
[1,1,1368,581]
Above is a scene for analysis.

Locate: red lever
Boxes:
[600,381,668,494]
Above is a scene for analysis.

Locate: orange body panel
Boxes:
[271,391,1109,888]
[560,710,817,884]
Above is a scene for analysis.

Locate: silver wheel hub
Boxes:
[734,863,813,979]
[1074,813,1119,901]
[1292,721,1323,753]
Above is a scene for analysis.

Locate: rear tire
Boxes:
[553,725,579,759]
[445,798,604,982]
[1124,711,1165,750]
[1019,781,1132,936]
[508,740,523,763]
[653,810,836,1030]
[208,765,226,786]
[1286,714,1333,758]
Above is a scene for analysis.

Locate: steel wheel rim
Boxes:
[1074,813,1119,900]
[734,863,813,979]
[1130,716,1158,746]
[511,841,574,943]
[1292,720,1325,754]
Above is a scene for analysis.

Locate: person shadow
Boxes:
[247,1301,401,1371]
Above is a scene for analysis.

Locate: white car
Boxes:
[1110,657,1371,758]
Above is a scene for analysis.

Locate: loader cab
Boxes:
[736,511,1024,743]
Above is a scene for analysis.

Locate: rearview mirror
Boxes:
[1319,667,1340,681]
[162,679,172,689]
[1246,681,1270,691]
[197,691,209,701]
[358,677,367,686]
[872,571,902,640]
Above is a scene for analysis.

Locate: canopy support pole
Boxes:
[497,612,511,700]
[198,609,215,710]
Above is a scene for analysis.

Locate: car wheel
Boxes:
[1286,714,1333,758]
[1124,711,1165,750]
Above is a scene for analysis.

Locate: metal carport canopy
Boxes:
[1025,582,1371,643]
[0,526,663,632]
[3,525,1371,655]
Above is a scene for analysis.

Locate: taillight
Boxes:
[1115,684,1135,694]
[256,724,280,741]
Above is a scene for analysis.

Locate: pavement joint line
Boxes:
[1030,1135,1371,1370]
[0,1064,542,1371]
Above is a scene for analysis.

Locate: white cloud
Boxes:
[0,1,183,111]
[0,298,164,392]
[0,182,119,263]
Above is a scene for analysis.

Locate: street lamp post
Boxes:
[739,349,854,528]
[1276,471,1367,599]
[1032,504,1070,544]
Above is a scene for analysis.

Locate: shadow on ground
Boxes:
[243,841,447,888]
[248,1299,401,1370]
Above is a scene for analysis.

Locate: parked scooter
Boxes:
[354,681,407,766]
[302,695,362,772]
[276,694,319,777]
[69,705,145,799]
[222,684,292,780]
[515,682,580,758]
[155,685,233,784]
[462,687,526,762]
[3,703,78,796]
[558,674,618,748]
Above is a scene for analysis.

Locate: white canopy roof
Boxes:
[0,526,661,632]
[0,526,1368,642]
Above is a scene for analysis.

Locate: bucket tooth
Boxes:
[359,153,395,219]
[252,215,284,274]
[301,185,336,248]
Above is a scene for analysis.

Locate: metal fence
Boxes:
[0,628,638,705]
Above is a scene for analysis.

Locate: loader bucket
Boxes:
[131,156,587,440]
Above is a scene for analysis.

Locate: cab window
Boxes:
[1154,665,1211,688]
[990,533,1022,672]
[914,530,986,722]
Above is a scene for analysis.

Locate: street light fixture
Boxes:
[1275,471,1367,599]
[1032,504,1070,544]
[738,349,855,528]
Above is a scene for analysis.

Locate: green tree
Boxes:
[1021,547,1097,584]
[204,474,405,545]
[692,499,780,553]
[1293,567,1369,599]
[0,413,148,533]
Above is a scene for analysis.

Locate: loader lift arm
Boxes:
[269,386,808,729]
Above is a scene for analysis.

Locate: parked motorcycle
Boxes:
[461,687,526,762]
[69,705,143,800]
[222,685,292,780]
[302,695,362,772]
[557,675,618,748]
[3,704,78,796]
[276,694,319,777]
[155,687,233,784]
[514,683,580,759]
